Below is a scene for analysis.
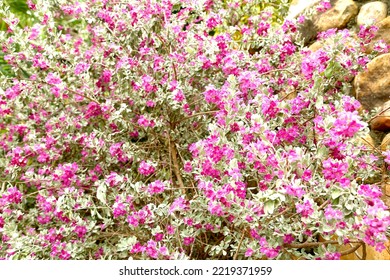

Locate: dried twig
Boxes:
[341,243,363,256]
[170,141,186,196]
[284,240,361,249]
[233,230,246,260]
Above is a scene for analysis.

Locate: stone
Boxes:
[366,17,390,53]
[286,0,322,45]
[341,241,390,260]
[357,132,375,151]
[287,0,321,19]
[308,32,359,52]
[314,0,358,32]
[357,1,388,26]
[353,53,390,112]
[369,100,390,131]
[294,19,318,45]
[380,133,390,151]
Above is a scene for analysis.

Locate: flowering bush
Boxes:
[0,0,389,260]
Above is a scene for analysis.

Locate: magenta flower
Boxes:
[105,172,122,187]
[74,63,89,75]
[74,225,87,239]
[324,205,343,220]
[245,248,254,257]
[317,1,332,12]
[183,236,195,246]
[322,158,348,182]
[112,202,127,218]
[147,180,165,195]
[45,72,62,85]
[169,197,189,213]
[138,160,156,176]
[296,200,314,218]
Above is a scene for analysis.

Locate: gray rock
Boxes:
[353,53,390,124]
[314,0,358,32]
[366,16,390,53]
[357,1,388,26]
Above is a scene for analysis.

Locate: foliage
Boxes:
[0,0,389,260]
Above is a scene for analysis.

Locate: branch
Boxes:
[233,230,246,260]
[284,240,361,249]
[368,105,390,123]
[170,141,186,196]
[340,243,363,256]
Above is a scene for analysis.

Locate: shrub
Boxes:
[0,0,389,260]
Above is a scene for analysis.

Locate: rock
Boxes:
[314,0,358,32]
[341,241,390,260]
[380,133,390,151]
[353,53,390,113]
[308,32,359,52]
[366,17,390,53]
[357,1,388,26]
[286,0,322,45]
[357,132,375,151]
[383,181,390,208]
[369,100,390,131]
[295,19,318,45]
[287,0,321,19]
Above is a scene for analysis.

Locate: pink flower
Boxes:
[324,252,341,260]
[146,100,155,107]
[138,161,155,176]
[245,248,254,257]
[257,21,270,36]
[169,197,189,213]
[322,158,348,182]
[285,184,305,198]
[154,233,163,242]
[167,225,175,235]
[173,89,185,102]
[296,200,314,218]
[45,72,62,85]
[84,102,102,119]
[74,63,89,74]
[109,143,128,163]
[112,202,127,218]
[206,16,221,29]
[74,225,87,239]
[29,24,41,40]
[127,215,139,227]
[317,1,332,13]
[183,236,195,246]
[141,75,155,93]
[0,217,4,229]
[324,205,343,220]
[383,151,390,165]
[147,180,165,195]
[105,172,122,187]
[130,242,145,254]
[137,115,155,127]
[283,234,295,244]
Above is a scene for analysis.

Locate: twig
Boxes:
[280,90,296,101]
[362,243,367,260]
[259,68,295,77]
[284,240,361,249]
[341,242,363,256]
[233,230,246,260]
[170,141,186,196]
[368,106,390,123]
[178,110,219,124]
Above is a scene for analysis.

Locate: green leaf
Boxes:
[331,188,343,199]
[96,184,107,204]
[264,200,275,215]
[324,62,334,79]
